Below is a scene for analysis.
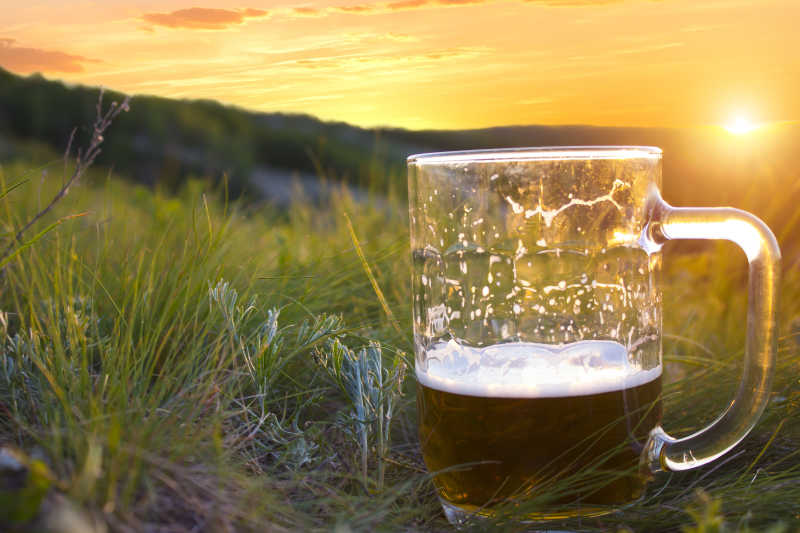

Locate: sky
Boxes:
[0,0,798,130]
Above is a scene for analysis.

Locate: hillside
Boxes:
[0,67,414,197]
[1,67,798,239]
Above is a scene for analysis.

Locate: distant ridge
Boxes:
[0,67,672,192]
[0,67,416,195]
[1,66,798,222]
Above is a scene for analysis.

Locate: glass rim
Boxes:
[407,146,662,164]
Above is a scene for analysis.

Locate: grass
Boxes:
[0,128,799,531]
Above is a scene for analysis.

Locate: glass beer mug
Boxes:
[407,147,780,524]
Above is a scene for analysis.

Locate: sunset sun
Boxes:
[724,115,759,134]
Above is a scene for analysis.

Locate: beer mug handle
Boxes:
[643,196,781,473]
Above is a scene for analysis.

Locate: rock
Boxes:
[0,446,105,533]
[0,446,52,524]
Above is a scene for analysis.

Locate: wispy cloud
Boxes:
[279,94,346,104]
[290,6,326,17]
[331,4,382,14]
[342,31,422,43]
[141,7,269,30]
[283,46,491,71]
[385,32,420,41]
[136,0,636,30]
[522,0,624,5]
[385,0,427,9]
[0,38,99,73]
[305,0,628,18]
[329,0,486,15]
[615,42,684,55]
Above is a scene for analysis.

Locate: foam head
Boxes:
[416,340,661,398]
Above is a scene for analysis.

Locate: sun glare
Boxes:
[724,115,759,134]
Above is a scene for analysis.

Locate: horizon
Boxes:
[6,66,800,139]
[1,0,798,131]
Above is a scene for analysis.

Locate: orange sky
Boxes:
[1,0,798,129]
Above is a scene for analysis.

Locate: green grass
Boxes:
[0,141,799,532]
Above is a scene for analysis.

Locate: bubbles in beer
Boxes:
[417,340,662,398]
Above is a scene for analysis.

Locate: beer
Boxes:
[417,340,662,514]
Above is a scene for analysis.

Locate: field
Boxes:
[1,92,799,532]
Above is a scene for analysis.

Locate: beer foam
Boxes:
[416,340,661,398]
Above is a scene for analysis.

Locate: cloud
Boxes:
[522,0,624,4]
[437,0,488,4]
[137,0,646,31]
[0,38,99,73]
[342,31,421,43]
[141,7,269,30]
[385,32,420,41]
[310,0,471,16]
[422,47,485,60]
[295,0,621,19]
[331,4,381,14]
[280,94,345,104]
[350,0,486,12]
[291,6,325,17]
[615,41,684,55]
[285,46,491,71]
[384,0,429,9]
